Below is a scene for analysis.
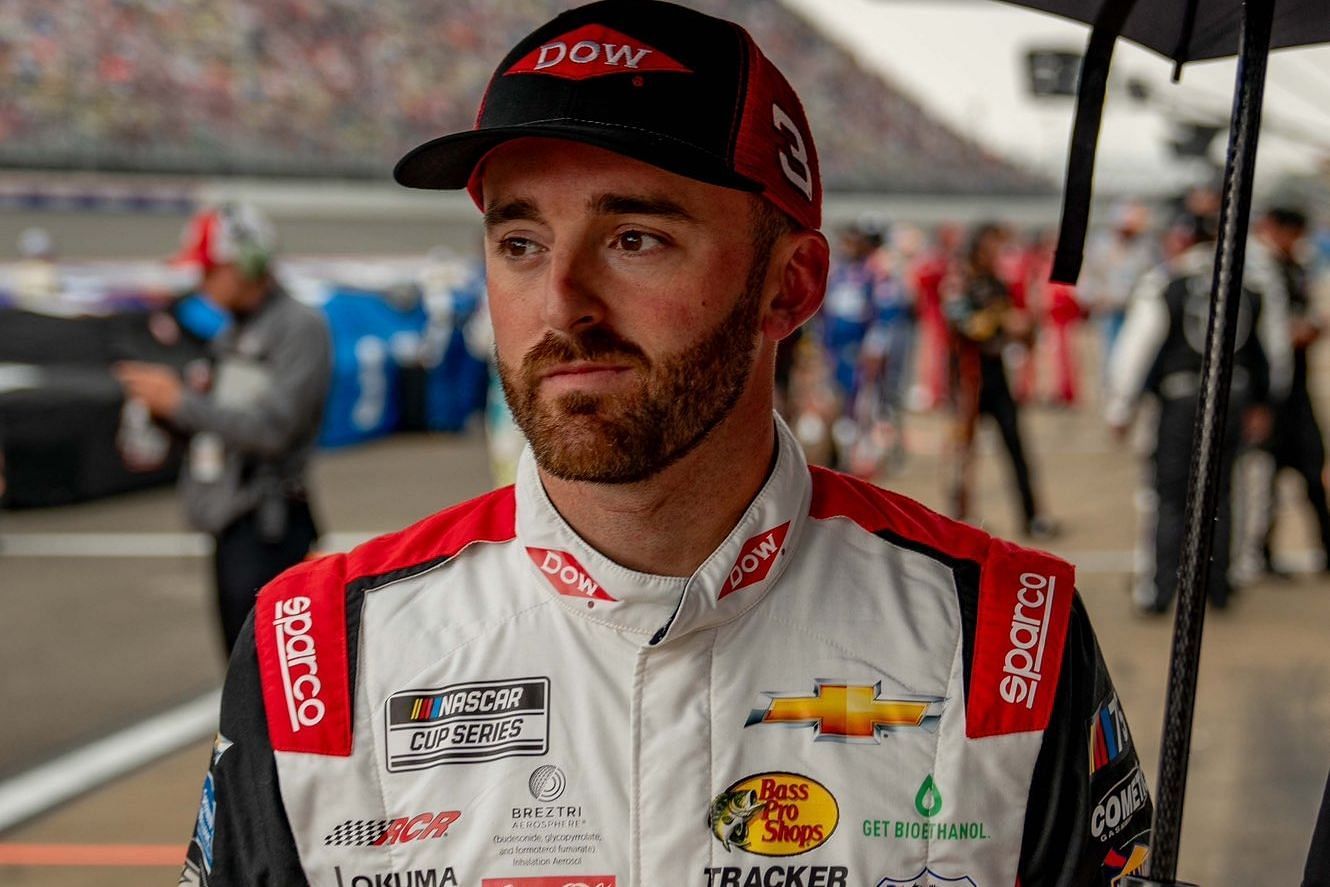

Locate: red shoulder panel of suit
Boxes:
[255,486,517,756]
[809,465,991,562]
[344,484,517,586]
[808,466,1075,737]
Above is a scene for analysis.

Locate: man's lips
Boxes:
[537,361,636,392]
[540,361,632,380]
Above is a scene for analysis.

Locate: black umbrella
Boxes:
[986,1,1330,885]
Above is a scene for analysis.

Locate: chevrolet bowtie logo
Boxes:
[745,682,944,742]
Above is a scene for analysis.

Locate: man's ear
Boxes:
[761,229,829,342]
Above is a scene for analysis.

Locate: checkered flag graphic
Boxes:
[324,819,390,846]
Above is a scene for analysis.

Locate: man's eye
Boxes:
[612,231,664,253]
[497,236,543,259]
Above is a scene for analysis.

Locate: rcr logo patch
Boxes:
[323,810,461,847]
[505,24,691,80]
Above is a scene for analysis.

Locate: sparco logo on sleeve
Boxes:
[998,572,1056,710]
[967,550,1074,738]
[384,677,550,772]
[274,596,325,731]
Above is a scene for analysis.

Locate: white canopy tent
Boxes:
[783,0,1330,197]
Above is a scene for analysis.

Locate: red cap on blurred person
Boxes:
[172,203,277,278]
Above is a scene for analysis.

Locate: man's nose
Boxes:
[541,241,606,334]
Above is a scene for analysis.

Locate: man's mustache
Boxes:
[521,328,649,377]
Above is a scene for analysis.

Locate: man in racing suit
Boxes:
[183,2,1152,885]
[1105,212,1290,612]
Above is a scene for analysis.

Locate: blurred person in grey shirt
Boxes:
[115,204,331,655]
[1081,199,1156,382]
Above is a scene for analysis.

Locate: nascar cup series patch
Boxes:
[384,677,550,771]
[708,772,838,857]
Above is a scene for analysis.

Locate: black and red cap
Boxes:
[393,0,821,230]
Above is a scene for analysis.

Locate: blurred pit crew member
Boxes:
[1239,206,1330,577]
[1105,210,1290,613]
[1080,200,1156,384]
[116,203,330,655]
[946,222,1059,539]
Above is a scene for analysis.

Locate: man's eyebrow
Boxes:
[484,198,544,229]
[591,193,697,222]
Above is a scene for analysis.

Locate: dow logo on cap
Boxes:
[505,24,692,80]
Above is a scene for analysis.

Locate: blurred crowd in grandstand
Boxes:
[0,0,1045,193]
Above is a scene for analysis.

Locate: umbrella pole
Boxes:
[1124,0,1274,885]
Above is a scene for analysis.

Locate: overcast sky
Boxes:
[781,0,1330,193]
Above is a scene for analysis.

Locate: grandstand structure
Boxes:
[0,0,1048,195]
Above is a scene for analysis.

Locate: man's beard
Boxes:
[498,258,767,485]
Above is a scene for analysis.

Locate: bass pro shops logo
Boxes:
[708,772,839,857]
[504,24,691,81]
[746,682,943,743]
[273,596,325,731]
[999,572,1056,710]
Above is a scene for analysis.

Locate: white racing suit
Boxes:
[183,418,1151,887]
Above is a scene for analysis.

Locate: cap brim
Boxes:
[393,122,761,195]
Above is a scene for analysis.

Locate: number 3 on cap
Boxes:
[772,103,814,201]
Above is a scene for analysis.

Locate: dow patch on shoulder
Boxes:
[384,677,549,771]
